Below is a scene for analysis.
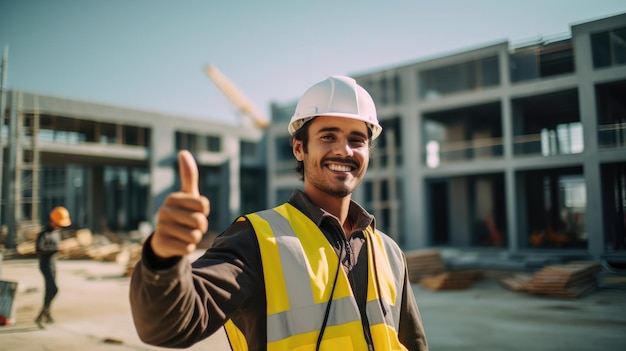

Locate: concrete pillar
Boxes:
[573,24,604,258]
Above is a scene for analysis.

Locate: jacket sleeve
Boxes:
[128,219,263,348]
[36,230,59,255]
[398,255,429,350]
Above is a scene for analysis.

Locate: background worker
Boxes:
[130,76,428,350]
[35,206,71,328]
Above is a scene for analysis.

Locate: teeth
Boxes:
[328,164,352,172]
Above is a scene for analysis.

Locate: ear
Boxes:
[293,139,304,161]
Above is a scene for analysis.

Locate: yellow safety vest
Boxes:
[224,203,407,351]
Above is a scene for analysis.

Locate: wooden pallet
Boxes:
[420,270,482,291]
[498,273,533,292]
[405,249,446,283]
[500,261,601,299]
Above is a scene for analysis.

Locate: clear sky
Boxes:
[1,0,625,126]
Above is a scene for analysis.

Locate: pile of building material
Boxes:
[405,249,482,291]
[498,273,534,292]
[405,249,446,283]
[500,261,602,298]
[115,243,143,276]
[18,229,109,260]
[14,228,140,264]
[420,270,483,291]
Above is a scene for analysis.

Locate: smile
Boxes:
[327,163,354,172]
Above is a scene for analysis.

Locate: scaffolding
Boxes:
[1,90,43,249]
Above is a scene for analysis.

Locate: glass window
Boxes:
[539,47,574,77]
[481,56,500,87]
[592,31,612,68]
[124,125,140,146]
[240,141,257,158]
[375,117,402,167]
[363,181,373,204]
[100,122,117,144]
[511,51,539,82]
[207,135,221,152]
[596,80,626,149]
[592,27,626,68]
[103,166,150,231]
[511,41,574,82]
[78,120,97,143]
[275,136,294,175]
[379,77,389,105]
[393,75,402,103]
[512,89,582,156]
[422,102,503,165]
[275,136,292,162]
[175,132,196,151]
[420,56,499,99]
[271,103,297,124]
[420,63,467,99]
[614,28,626,65]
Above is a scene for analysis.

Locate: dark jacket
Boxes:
[36,225,61,259]
[129,190,428,350]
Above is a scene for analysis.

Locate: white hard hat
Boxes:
[288,76,382,140]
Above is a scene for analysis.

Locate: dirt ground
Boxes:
[0,253,229,351]
[1,252,626,351]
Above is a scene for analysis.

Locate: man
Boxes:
[35,206,71,328]
[130,76,428,350]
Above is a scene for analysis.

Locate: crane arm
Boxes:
[205,64,269,129]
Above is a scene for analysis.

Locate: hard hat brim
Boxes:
[55,218,72,227]
[288,114,382,140]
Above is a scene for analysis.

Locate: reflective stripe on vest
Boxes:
[224,203,407,351]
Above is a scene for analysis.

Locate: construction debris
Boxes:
[499,261,602,299]
[499,273,534,292]
[405,249,446,283]
[12,228,144,276]
[420,270,483,291]
[406,249,482,291]
[116,243,143,277]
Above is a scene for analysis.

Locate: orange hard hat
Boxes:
[49,206,71,227]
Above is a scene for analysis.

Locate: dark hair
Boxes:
[290,118,374,181]
[291,119,312,180]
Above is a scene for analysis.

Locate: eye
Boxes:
[321,134,336,141]
[349,137,367,145]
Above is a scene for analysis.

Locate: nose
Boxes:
[333,137,354,157]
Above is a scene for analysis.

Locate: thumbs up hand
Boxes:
[151,150,210,259]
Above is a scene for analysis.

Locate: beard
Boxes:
[305,172,362,199]
[321,184,352,198]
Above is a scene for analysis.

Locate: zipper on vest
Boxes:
[344,239,354,268]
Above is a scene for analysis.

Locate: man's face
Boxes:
[293,116,370,199]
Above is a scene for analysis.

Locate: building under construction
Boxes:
[1,13,624,265]
[268,13,626,263]
[0,90,267,249]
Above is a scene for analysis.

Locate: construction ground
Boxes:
[0,250,625,351]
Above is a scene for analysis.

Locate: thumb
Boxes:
[178,150,199,196]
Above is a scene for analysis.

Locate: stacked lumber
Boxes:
[116,243,143,276]
[498,273,534,292]
[525,261,601,298]
[406,249,484,291]
[499,261,601,298]
[420,270,483,291]
[85,243,122,261]
[405,249,446,283]
[16,229,123,262]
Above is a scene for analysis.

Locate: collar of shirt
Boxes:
[286,189,375,240]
